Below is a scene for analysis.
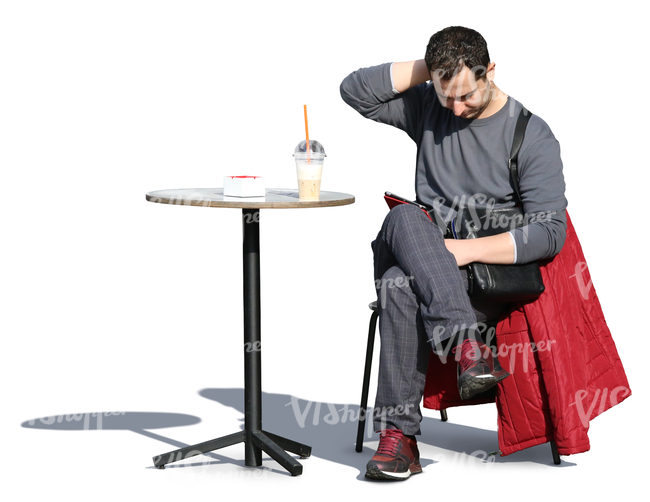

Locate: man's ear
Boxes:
[486,62,496,82]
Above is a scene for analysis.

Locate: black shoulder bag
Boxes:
[449,108,545,302]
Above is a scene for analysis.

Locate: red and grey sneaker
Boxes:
[365,429,422,480]
[455,338,510,400]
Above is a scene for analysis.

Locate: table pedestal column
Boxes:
[243,208,262,466]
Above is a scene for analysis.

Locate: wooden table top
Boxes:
[145,188,355,209]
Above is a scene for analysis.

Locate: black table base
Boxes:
[152,209,311,476]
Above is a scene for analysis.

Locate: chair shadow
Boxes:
[200,388,574,478]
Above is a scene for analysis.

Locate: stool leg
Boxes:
[356,310,379,452]
[550,440,561,465]
[440,409,448,422]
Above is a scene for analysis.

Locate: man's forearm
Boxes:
[444,232,515,267]
[392,60,430,93]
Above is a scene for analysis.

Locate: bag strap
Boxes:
[509,107,532,206]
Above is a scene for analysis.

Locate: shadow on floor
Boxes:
[199,387,574,477]
[20,390,573,479]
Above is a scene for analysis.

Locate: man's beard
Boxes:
[462,85,493,119]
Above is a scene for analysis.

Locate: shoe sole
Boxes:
[459,369,510,400]
[365,463,423,481]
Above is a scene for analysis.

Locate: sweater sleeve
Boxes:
[339,62,425,142]
[508,116,568,264]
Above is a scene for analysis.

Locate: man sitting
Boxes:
[340,26,567,480]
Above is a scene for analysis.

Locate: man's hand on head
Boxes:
[391,60,430,93]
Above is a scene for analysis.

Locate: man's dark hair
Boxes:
[424,26,490,81]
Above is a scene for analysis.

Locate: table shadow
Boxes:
[19,411,258,471]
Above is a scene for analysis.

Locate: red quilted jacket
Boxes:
[423,211,631,456]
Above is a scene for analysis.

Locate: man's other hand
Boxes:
[443,232,515,266]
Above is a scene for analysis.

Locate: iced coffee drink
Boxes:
[296,159,323,200]
[293,140,326,200]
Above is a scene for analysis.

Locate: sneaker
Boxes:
[455,338,510,400]
[365,429,422,480]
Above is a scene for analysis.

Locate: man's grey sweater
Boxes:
[340,62,568,264]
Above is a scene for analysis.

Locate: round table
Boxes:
[146,188,355,476]
[145,187,354,208]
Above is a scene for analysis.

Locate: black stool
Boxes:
[355,300,561,465]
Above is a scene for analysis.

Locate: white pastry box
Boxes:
[223,176,265,197]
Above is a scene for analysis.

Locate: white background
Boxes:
[1,0,646,499]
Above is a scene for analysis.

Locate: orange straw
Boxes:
[303,104,310,162]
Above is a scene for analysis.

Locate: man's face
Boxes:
[431,64,495,119]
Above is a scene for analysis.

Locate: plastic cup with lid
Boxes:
[293,140,326,200]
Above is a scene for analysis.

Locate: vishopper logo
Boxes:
[570,386,631,428]
[430,449,497,468]
[242,211,260,224]
[431,64,494,100]
[151,452,273,478]
[497,339,556,374]
[569,261,593,300]
[286,396,414,435]
[430,64,520,119]
[480,325,557,375]
[432,322,484,365]
[432,322,556,375]
[148,192,214,208]
[244,341,261,352]
[427,192,557,244]
[375,274,415,308]
[27,411,126,431]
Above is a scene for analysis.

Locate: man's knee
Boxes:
[384,204,446,242]
[385,203,423,226]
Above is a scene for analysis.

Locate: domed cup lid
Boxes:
[293,140,326,157]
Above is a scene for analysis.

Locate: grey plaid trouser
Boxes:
[371,203,508,435]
